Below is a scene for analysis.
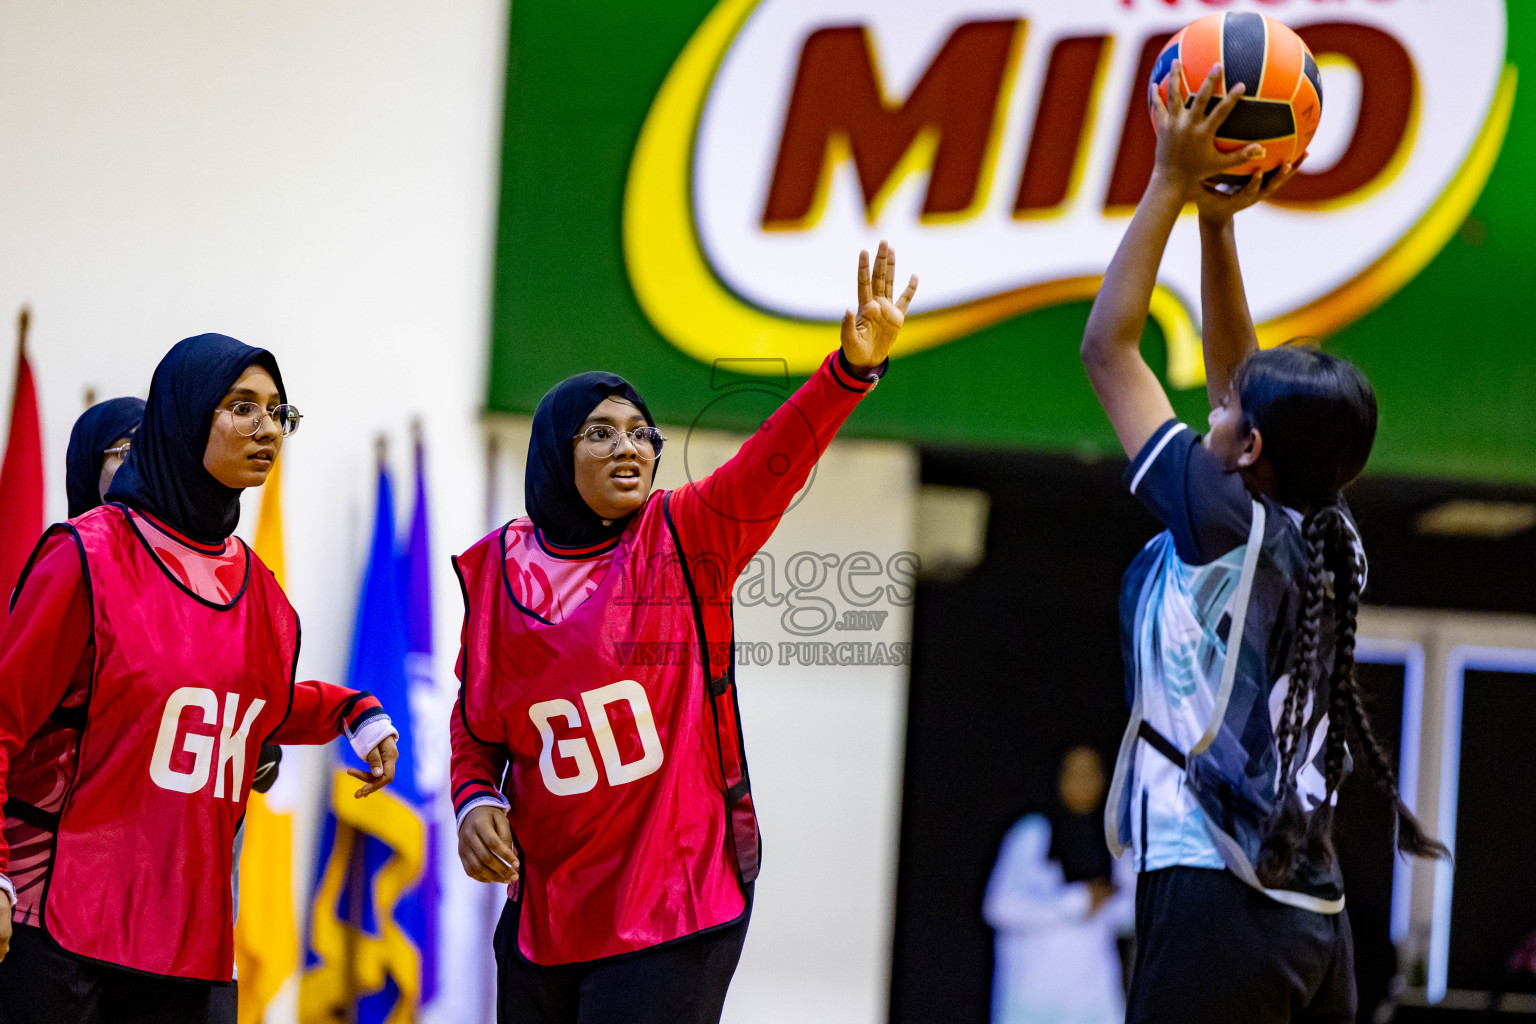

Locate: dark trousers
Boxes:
[1127,867,1356,1024]
[0,923,228,1024]
[494,889,752,1024]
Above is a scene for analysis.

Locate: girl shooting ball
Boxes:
[1081,63,1447,1023]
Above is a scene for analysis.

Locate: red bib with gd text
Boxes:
[454,492,756,965]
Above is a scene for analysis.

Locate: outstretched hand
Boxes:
[841,240,918,373]
[1193,154,1307,223]
[1152,61,1265,195]
[348,735,398,798]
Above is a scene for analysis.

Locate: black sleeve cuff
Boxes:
[833,349,887,390]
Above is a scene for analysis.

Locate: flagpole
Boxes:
[343,435,391,1024]
[484,430,500,531]
[345,831,364,1024]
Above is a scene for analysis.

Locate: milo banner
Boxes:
[490,0,1532,482]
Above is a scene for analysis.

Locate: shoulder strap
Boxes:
[1137,720,1186,769]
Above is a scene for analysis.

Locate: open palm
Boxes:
[841,240,918,371]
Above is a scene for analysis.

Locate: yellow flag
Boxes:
[235,456,298,1024]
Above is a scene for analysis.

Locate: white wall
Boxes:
[0,3,916,1023]
[0,2,510,1021]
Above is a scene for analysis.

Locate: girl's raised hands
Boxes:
[1152,61,1265,194]
[1193,154,1307,223]
[841,240,918,373]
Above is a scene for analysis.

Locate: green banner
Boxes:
[490,1,1533,482]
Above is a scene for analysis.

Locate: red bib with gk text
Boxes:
[454,492,754,965]
[28,504,297,980]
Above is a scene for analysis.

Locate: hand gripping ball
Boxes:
[1149,12,1324,186]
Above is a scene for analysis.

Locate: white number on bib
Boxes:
[529,681,665,796]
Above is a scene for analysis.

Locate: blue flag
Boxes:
[300,464,428,1024]
[402,436,442,1006]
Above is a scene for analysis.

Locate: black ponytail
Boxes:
[1329,530,1449,861]
[1239,348,1449,888]
[1257,509,1331,887]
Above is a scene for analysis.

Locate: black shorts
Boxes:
[1127,867,1355,1024]
[0,923,229,1024]
[494,888,752,1024]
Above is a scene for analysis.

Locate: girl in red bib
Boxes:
[451,244,917,1023]
[0,334,399,1024]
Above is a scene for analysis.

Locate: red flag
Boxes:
[0,309,44,617]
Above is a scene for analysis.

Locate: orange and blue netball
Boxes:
[1149,12,1323,186]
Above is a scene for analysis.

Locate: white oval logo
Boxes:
[625,0,1513,385]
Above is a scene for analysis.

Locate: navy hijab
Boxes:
[526,371,655,548]
[107,334,285,544]
[66,397,145,518]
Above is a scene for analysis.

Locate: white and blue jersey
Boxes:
[1106,419,1363,912]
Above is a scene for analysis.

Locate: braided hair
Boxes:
[1234,348,1449,889]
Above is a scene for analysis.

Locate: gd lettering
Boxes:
[529,681,665,796]
[625,0,1513,383]
[149,686,266,800]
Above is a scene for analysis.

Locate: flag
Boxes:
[301,460,428,1024]
[401,432,442,1008]
[235,457,299,1024]
[0,308,43,619]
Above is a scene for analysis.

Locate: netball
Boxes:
[1149,12,1324,186]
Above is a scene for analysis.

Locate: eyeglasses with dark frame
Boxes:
[571,424,666,461]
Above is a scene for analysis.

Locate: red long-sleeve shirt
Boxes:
[449,349,881,822]
[0,530,388,918]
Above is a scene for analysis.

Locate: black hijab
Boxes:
[526,371,655,548]
[107,334,285,544]
[66,397,145,518]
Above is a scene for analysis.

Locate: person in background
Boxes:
[985,745,1133,1024]
[64,396,145,518]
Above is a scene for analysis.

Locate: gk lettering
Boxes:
[528,681,665,796]
[149,686,266,800]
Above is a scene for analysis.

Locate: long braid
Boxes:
[1319,507,1448,861]
[1339,642,1452,861]
[1257,511,1331,887]
[1268,503,1449,884]
[1233,346,1445,889]
[1306,506,1359,869]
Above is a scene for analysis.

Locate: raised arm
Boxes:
[670,243,916,576]
[1193,159,1306,404]
[1082,62,1260,458]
